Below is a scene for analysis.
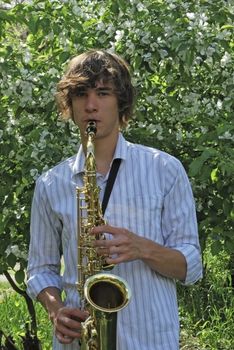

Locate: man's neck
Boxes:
[82,133,119,175]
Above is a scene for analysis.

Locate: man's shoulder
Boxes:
[37,154,77,185]
[128,141,180,165]
[127,141,185,181]
[50,154,77,171]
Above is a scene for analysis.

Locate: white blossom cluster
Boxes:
[1,0,233,270]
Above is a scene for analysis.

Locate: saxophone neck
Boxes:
[83,121,96,170]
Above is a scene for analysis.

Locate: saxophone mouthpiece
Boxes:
[86,121,97,135]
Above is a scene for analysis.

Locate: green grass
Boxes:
[0,282,53,350]
[178,247,234,350]
[0,247,233,349]
[179,283,234,350]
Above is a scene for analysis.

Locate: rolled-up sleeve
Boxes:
[27,175,63,299]
[162,159,203,285]
[177,243,202,285]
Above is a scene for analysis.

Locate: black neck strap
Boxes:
[102,158,121,215]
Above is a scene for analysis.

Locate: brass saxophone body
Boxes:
[77,121,131,350]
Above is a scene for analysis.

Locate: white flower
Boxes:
[72,5,81,16]
[220,52,231,67]
[185,131,193,138]
[24,50,31,64]
[159,49,168,58]
[176,130,183,141]
[197,202,203,212]
[186,12,195,20]
[9,150,15,158]
[106,25,114,35]
[115,30,124,42]
[31,150,39,160]
[136,3,145,12]
[219,131,234,141]
[48,68,59,75]
[141,32,151,44]
[217,100,223,110]
[30,168,39,179]
[124,20,136,28]
[201,127,208,134]
[40,130,50,141]
[97,22,105,31]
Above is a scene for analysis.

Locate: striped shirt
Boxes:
[27,133,202,350]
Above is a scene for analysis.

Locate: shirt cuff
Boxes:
[175,244,203,285]
[27,272,63,300]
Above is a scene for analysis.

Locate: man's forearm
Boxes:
[140,238,187,281]
[37,287,64,322]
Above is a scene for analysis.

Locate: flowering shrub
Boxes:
[0,0,233,282]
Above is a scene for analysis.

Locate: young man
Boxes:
[27,49,202,350]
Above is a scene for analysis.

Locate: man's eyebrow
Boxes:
[74,86,87,91]
[95,86,113,91]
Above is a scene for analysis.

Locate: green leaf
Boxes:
[0,9,15,22]
[211,168,218,183]
[223,201,233,217]
[15,269,25,284]
[211,240,223,255]
[221,25,234,30]
[59,51,71,63]
[6,253,17,269]
[224,237,234,254]
[189,149,218,176]
[27,15,40,34]
[189,158,204,177]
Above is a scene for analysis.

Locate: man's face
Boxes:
[71,81,120,141]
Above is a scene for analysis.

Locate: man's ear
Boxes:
[119,114,128,129]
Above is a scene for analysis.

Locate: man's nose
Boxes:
[85,92,98,112]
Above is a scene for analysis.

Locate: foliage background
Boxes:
[0,0,233,346]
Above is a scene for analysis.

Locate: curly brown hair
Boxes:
[56,49,135,125]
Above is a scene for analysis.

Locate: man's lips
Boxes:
[84,118,100,123]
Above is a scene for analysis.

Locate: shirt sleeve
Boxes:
[161,158,203,285]
[27,175,63,300]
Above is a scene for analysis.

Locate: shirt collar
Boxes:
[72,132,128,176]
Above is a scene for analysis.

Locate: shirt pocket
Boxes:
[108,194,164,243]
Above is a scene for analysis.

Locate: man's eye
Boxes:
[98,91,109,96]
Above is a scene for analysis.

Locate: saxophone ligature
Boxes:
[76,121,131,350]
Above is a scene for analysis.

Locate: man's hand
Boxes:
[92,224,144,264]
[37,287,89,344]
[52,306,88,344]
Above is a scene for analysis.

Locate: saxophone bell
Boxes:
[81,273,131,350]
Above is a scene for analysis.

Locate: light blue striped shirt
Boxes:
[27,133,202,350]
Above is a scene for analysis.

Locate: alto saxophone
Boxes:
[77,121,131,350]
